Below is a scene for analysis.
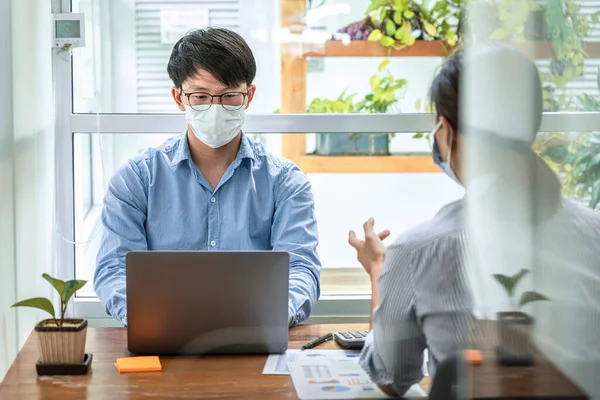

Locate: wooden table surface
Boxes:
[0,323,431,400]
[467,321,587,399]
[1,321,587,399]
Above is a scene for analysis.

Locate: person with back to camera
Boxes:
[348,42,600,397]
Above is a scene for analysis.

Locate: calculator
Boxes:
[334,330,369,349]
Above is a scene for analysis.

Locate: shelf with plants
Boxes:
[280,0,461,173]
[303,39,453,58]
[280,0,600,176]
[301,39,600,59]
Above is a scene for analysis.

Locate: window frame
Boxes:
[56,0,600,323]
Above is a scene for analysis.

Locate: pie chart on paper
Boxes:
[321,386,351,393]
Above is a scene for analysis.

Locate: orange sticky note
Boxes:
[114,356,162,373]
[463,349,483,365]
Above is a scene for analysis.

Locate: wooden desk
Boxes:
[468,321,587,399]
[0,323,431,400]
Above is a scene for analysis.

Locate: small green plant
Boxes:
[308,60,407,115]
[11,274,87,327]
[493,269,549,311]
[307,91,357,114]
[307,60,407,149]
[365,0,461,52]
[359,59,408,113]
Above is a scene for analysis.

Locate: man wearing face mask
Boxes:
[94,28,321,328]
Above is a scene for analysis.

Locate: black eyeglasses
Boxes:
[181,91,249,111]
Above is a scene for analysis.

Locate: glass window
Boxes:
[72,132,463,297]
[536,131,600,210]
[71,0,447,115]
[66,0,600,302]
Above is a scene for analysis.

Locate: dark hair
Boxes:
[430,43,543,142]
[167,28,257,89]
[431,43,560,220]
[429,49,463,131]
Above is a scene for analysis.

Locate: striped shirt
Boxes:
[359,199,472,396]
[360,175,600,396]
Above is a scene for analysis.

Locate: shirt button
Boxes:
[210,197,216,203]
[210,240,216,247]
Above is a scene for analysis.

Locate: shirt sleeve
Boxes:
[359,243,426,396]
[271,164,321,327]
[94,160,149,325]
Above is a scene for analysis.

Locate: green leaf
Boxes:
[385,19,397,36]
[370,75,381,92]
[379,7,387,23]
[389,79,407,90]
[394,28,405,40]
[404,10,415,19]
[393,10,403,25]
[63,279,87,305]
[367,3,380,14]
[591,180,600,209]
[447,31,457,47]
[588,152,600,168]
[493,269,529,297]
[393,0,402,10]
[380,36,395,47]
[378,59,390,72]
[519,291,549,307]
[492,274,514,297]
[424,22,437,36]
[511,269,530,292]
[42,273,66,300]
[367,29,383,42]
[415,98,422,110]
[11,297,56,319]
[413,133,424,139]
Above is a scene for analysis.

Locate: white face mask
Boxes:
[184,105,246,148]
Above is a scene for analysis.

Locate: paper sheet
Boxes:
[263,350,362,375]
[263,349,429,377]
[288,359,427,399]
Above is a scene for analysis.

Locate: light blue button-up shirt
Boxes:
[94,133,321,327]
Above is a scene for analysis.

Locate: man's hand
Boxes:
[348,218,390,278]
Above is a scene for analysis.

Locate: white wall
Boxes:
[0,0,58,381]
[0,0,17,382]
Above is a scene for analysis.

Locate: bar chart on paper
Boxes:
[288,359,426,399]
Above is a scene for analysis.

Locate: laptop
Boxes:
[126,251,289,355]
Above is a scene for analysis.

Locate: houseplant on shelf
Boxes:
[493,268,549,366]
[11,273,90,375]
[333,0,461,50]
[308,59,407,155]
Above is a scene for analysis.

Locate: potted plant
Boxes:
[308,59,407,155]
[493,268,549,366]
[11,273,90,374]
[333,0,460,50]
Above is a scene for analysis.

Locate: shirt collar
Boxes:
[170,132,255,167]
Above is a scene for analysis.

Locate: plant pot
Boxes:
[35,319,88,365]
[315,133,390,155]
[496,311,535,366]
